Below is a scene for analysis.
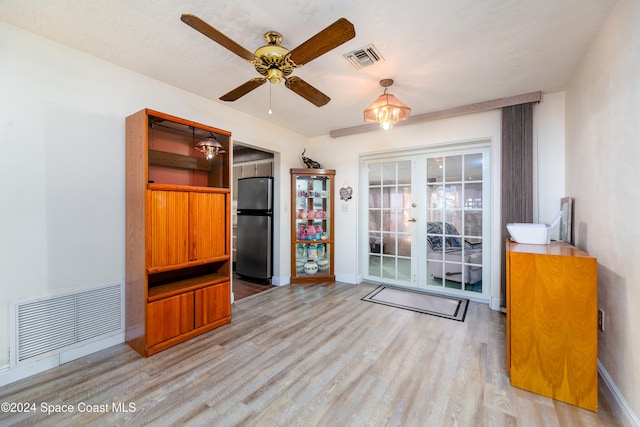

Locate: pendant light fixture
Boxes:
[363,79,411,130]
[195,133,226,160]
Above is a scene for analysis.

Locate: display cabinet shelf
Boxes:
[147,272,230,301]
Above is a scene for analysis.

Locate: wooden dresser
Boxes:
[505,239,598,411]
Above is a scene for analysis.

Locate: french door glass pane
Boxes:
[464,154,483,180]
[397,258,411,281]
[426,153,483,293]
[368,160,412,284]
[383,256,396,279]
[427,158,443,183]
[445,156,462,181]
[369,187,382,208]
[369,254,381,276]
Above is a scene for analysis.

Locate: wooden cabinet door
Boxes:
[195,282,231,328]
[148,190,189,268]
[146,292,195,347]
[508,242,598,411]
[189,192,226,261]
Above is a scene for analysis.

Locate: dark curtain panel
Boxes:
[500,103,534,308]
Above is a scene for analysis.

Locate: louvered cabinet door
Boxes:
[189,191,226,261]
[148,190,189,269]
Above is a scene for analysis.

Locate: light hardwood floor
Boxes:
[0,282,620,426]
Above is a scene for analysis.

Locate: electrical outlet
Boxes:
[598,309,605,331]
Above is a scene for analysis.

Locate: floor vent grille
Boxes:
[343,44,384,69]
[13,282,123,364]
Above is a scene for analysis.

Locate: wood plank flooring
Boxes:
[0,282,620,426]
[233,274,276,301]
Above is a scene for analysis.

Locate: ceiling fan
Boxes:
[180,14,355,107]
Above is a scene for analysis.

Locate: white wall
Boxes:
[565,0,640,422]
[535,92,566,237]
[308,95,565,305]
[0,22,306,368]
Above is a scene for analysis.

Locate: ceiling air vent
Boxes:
[343,44,384,69]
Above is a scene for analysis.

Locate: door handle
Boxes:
[407,218,417,223]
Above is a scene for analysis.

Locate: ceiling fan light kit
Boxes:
[364,79,411,130]
[181,14,355,107]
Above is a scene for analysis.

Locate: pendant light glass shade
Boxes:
[364,79,411,130]
[195,135,226,160]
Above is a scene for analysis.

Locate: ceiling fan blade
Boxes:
[181,14,256,62]
[220,78,267,101]
[284,76,331,107]
[288,18,356,66]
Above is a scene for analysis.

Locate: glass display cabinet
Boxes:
[290,168,335,283]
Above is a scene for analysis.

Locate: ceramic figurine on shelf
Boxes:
[317,258,329,271]
[304,260,318,274]
[308,244,318,259]
[301,149,322,169]
[296,244,307,258]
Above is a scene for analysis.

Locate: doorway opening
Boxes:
[232,143,275,299]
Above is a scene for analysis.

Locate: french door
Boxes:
[363,146,489,299]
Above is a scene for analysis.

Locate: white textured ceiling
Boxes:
[0,0,616,137]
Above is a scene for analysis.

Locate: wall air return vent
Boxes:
[11,282,124,365]
[343,44,384,69]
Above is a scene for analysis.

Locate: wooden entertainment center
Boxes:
[125,109,232,357]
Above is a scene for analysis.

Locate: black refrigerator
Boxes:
[236,176,273,281]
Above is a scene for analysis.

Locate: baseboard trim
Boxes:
[599,360,640,427]
[270,275,289,286]
[335,272,361,284]
[0,333,124,387]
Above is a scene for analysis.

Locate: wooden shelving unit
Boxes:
[125,109,232,357]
